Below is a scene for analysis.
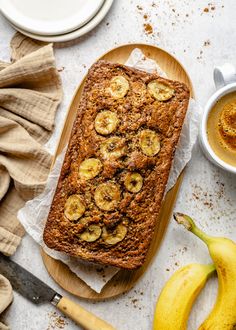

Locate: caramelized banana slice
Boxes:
[79,158,102,180]
[100,136,126,159]
[102,223,127,245]
[94,182,121,211]
[124,172,143,193]
[95,110,119,135]
[79,225,101,242]
[109,76,129,99]
[64,194,85,221]
[148,80,175,101]
[139,129,161,156]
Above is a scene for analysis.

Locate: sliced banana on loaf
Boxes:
[94,182,121,211]
[148,80,175,101]
[100,136,127,159]
[64,194,85,221]
[108,76,129,99]
[124,172,143,193]
[139,129,161,156]
[95,110,119,135]
[102,223,127,245]
[79,158,102,180]
[79,225,102,242]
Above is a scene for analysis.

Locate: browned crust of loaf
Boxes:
[43,60,190,270]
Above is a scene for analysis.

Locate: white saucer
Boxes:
[0,0,104,36]
[7,0,114,43]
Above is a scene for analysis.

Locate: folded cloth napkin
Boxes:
[0,275,13,330]
[0,32,62,257]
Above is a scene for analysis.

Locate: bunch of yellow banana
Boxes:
[153,213,236,330]
[153,263,215,329]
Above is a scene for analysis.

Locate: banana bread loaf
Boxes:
[43,60,190,269]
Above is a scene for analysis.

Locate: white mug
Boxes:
[199,63,236,174]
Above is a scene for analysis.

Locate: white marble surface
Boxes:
[0,1,236,329]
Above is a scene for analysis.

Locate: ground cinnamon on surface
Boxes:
[143,23,153,35]
[47,311,68,330]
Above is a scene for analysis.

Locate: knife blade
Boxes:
[0,253,56,304]
[0,253,115,330]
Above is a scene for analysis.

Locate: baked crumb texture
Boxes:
[43,60,190,270]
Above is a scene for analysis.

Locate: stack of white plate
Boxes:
[0,0,114,42]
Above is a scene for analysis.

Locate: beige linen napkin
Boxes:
[0,275,13,330]
[0,32,62,257]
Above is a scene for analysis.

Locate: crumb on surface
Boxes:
[47,311,68,330]
[143,23,153,35]
[204,40,211,46]
[58,67,65,72]
[202,3,217,14]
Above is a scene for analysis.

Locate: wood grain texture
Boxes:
[41,43,194,300]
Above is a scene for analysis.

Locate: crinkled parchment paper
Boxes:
[18,48,201,293]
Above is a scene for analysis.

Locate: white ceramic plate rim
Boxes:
[7,0,114,43]
[199,82,236,174]
[0,0,104,36]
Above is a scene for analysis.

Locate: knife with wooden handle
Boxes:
[0,253,116,330]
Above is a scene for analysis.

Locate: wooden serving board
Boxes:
[41,44,194,300]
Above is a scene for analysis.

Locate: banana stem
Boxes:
[204,264,216,277]
[173,213,212,245]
